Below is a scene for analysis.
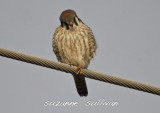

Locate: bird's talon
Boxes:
[76,66,83,74]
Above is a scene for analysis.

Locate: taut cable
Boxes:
[0,48,160,96]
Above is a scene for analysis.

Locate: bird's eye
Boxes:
[64,22,69,30]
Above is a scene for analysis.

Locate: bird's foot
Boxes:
[76,65,83,75]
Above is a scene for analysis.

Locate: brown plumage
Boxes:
[52,9,97,96]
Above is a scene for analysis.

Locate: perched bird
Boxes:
[52,9,97,96]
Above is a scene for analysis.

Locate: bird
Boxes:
[52,9,97,96]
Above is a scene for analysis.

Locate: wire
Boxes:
[0,48,160,96]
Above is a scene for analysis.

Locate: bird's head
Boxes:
[60,9,81,29]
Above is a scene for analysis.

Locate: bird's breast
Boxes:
[55,25,90,68]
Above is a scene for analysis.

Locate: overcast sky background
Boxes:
[0,0,160,113]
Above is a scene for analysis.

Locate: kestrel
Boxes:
[52,9,97,96]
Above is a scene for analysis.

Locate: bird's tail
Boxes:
[72,74,88,96]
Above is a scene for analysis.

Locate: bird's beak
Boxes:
[66,21,74,26]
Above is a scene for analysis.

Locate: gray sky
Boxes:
[0,0,160,113]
